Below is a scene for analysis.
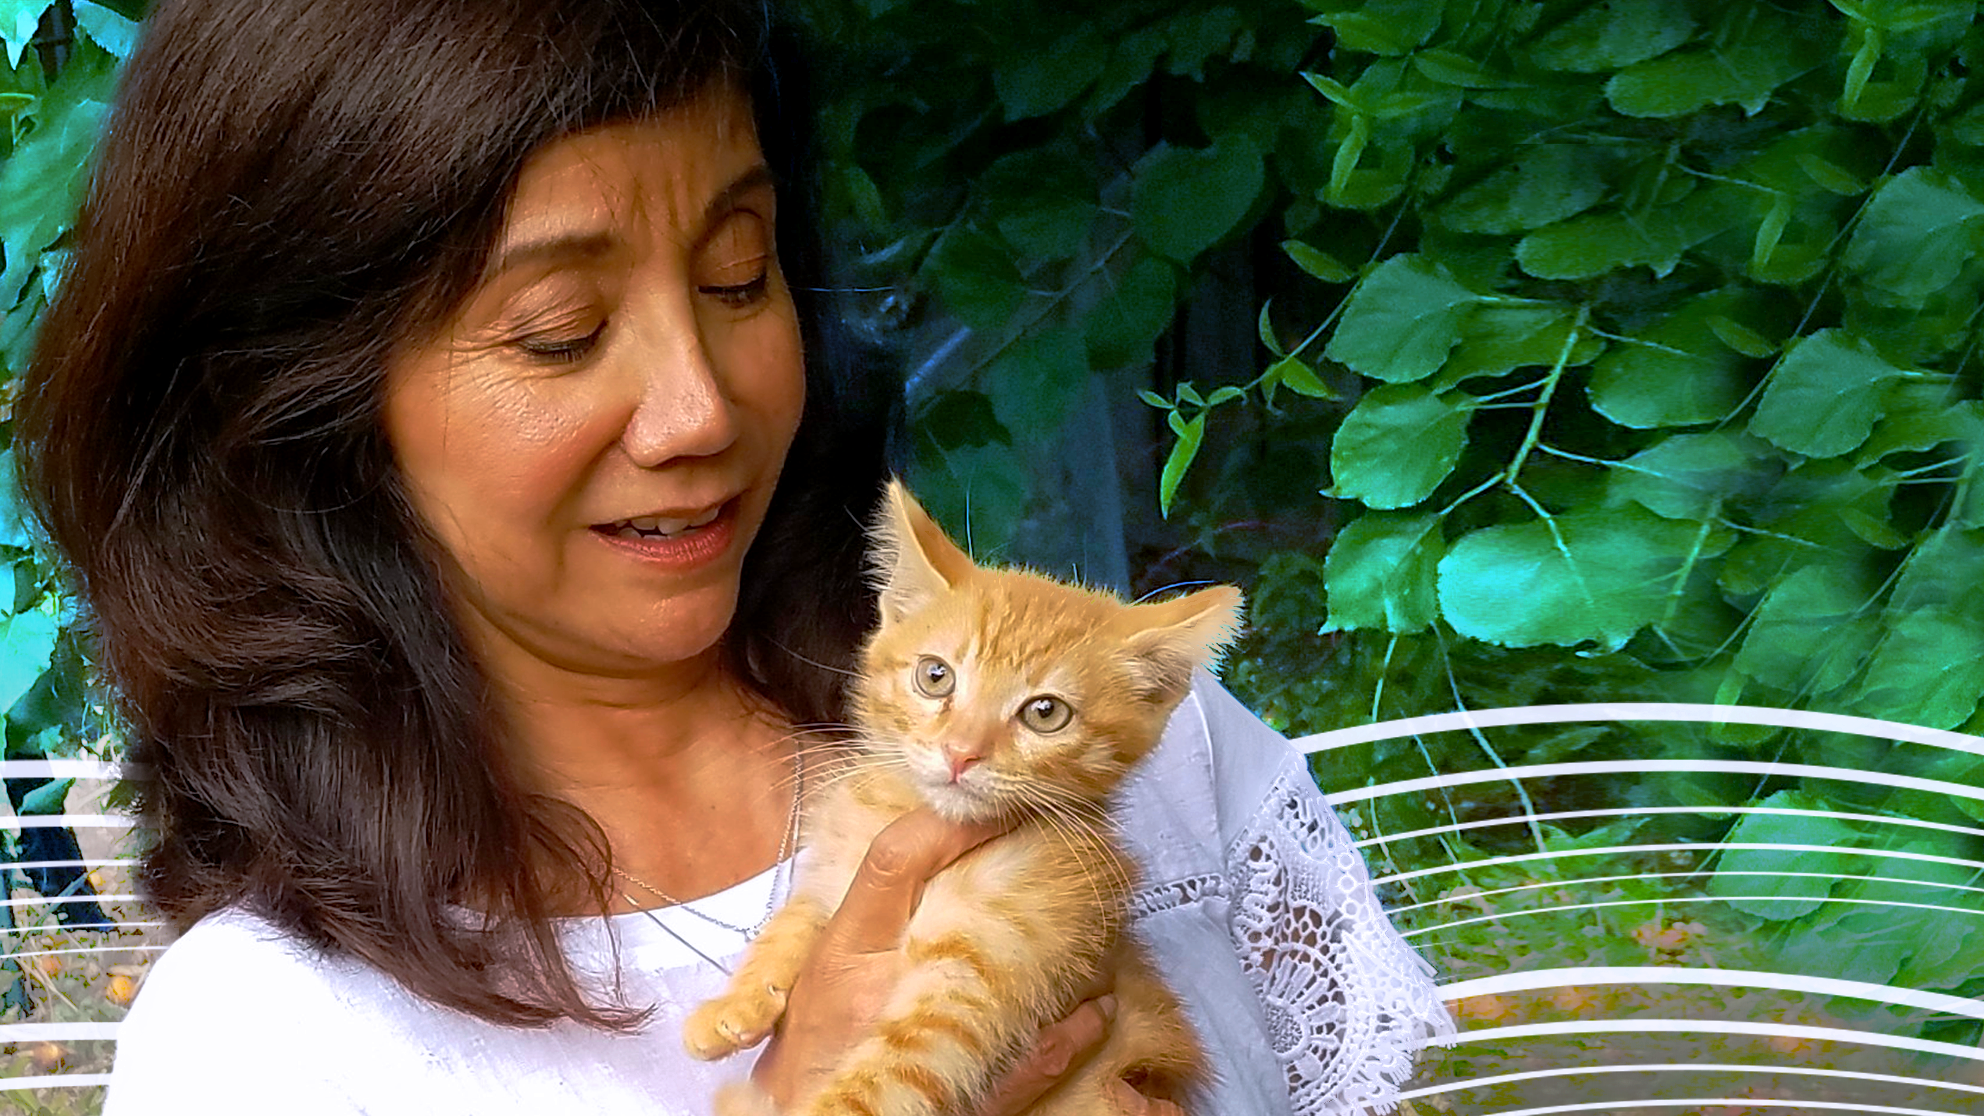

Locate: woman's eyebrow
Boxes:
[697,164,776,239]
[490,165,774,275]
[490,231,617,277]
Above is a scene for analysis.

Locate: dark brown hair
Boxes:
[14,0,887,1028]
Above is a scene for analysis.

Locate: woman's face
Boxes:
[383,92,804,688]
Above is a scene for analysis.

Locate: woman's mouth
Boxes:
[589,500,737,568]
[599,504,725,539]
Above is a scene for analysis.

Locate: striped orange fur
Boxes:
[686,480,1241,1115]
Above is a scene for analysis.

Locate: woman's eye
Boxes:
[1018,695,1073,734]
[515,322,604,364]
[698,269,770,308]
[912,655,954,698]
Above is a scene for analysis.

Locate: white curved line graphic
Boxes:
[1408,894,1984,939]
[2,944,163,961]
[1392,869,1984,914]
[1293,702,1984,755]
[1440,966,1984,1019]
[1446,1101,1960,1116]
[1327,760,1984,808]
[1399,1063,1984,1100]
[0,1023,122,1041]
[3,815,131,829]
[0,759,120,779]
[0,894,136,909]
[1375,840,1983,885]
[1435,1019,1984,1061]
[0,1073,110,1091]
[1356,805,1984,849]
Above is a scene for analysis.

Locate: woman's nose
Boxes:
[618,318,740,468]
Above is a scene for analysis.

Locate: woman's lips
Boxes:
[589,499,737,570]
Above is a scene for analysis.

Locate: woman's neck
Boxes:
[493,649,803,916]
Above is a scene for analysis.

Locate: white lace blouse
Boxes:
[102,675,1452,1115]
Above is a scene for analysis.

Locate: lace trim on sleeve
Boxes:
[1226,772,1454,1116]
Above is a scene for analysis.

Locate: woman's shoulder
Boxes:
[105,907,407,1114]
[127,906,378,1017]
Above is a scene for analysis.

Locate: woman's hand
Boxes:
[750,810,1172,1114]
[750,809,1006,1106]
[978,996,1183,1115]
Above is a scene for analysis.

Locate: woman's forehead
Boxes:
[494,92,768,264]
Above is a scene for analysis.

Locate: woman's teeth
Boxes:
[610,506,722,539]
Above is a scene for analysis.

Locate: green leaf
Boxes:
[0,0,50,71]
[1515,186,1747,279]
[1439,145,1609,235]
[1411,48,1516,88]
[1268,354,1337,399]
[0,609,55,716]
[1749,329,1903,458]
[992,26,1106,121]
[1257,300,1283,356]
[1604,15,1826,118]
[908,442,1029,556]
[1159,412,1206,518]
[1527,0,1695,72]
[1436,507,1704,650]
[0,77,109,310]
[1609,431,1776,520]
[1855,610,1984,729]
[1280,239,1353,283]
[1887,528,1984,622]
[986,327,1089,446]
[1085,254,1178,370]
[1796,152,1866,196]
[1731,565,1880,693]
[1131,136,1265,263]
[1136,389,1169,409]
[71,0,137,58]
[1587,290,1755,428]
[1705,315,1776,358]
[1322,512,1444,633]
[1324,255,1481,383]
[995,199,1096,264]
[917,390,1013,451]
[1307,0,1440,56]
[0,452,35,551]
[925,222,1028,332]
[1843,167,1984,306]
[1328,385,1471,509]
[16,776,68,816]
[1438,305,1602,386]
[1708,793,1864,920]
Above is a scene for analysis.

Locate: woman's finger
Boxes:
[974,994,1117,1116]
[1103,1077,1186,1115]
[823,809,1007,954]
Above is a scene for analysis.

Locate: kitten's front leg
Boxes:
[684,897,831,1061]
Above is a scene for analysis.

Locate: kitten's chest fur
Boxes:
[801,764,1135,971]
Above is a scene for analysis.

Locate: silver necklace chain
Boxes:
[611,745,802,941]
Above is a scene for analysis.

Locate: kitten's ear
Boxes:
[1124,585,1244,701]
[869,479,976,625]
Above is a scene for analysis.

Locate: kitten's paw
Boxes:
[714,1080,781,1116]
[682,985,790,1061]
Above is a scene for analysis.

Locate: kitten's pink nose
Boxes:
[944,743,984,782]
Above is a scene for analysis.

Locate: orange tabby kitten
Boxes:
[683,480,1241,1116]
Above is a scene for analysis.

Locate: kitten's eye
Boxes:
[1018,695,1072,734]
[912,656,955,698]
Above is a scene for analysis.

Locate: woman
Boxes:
[16,0,1449,1112]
